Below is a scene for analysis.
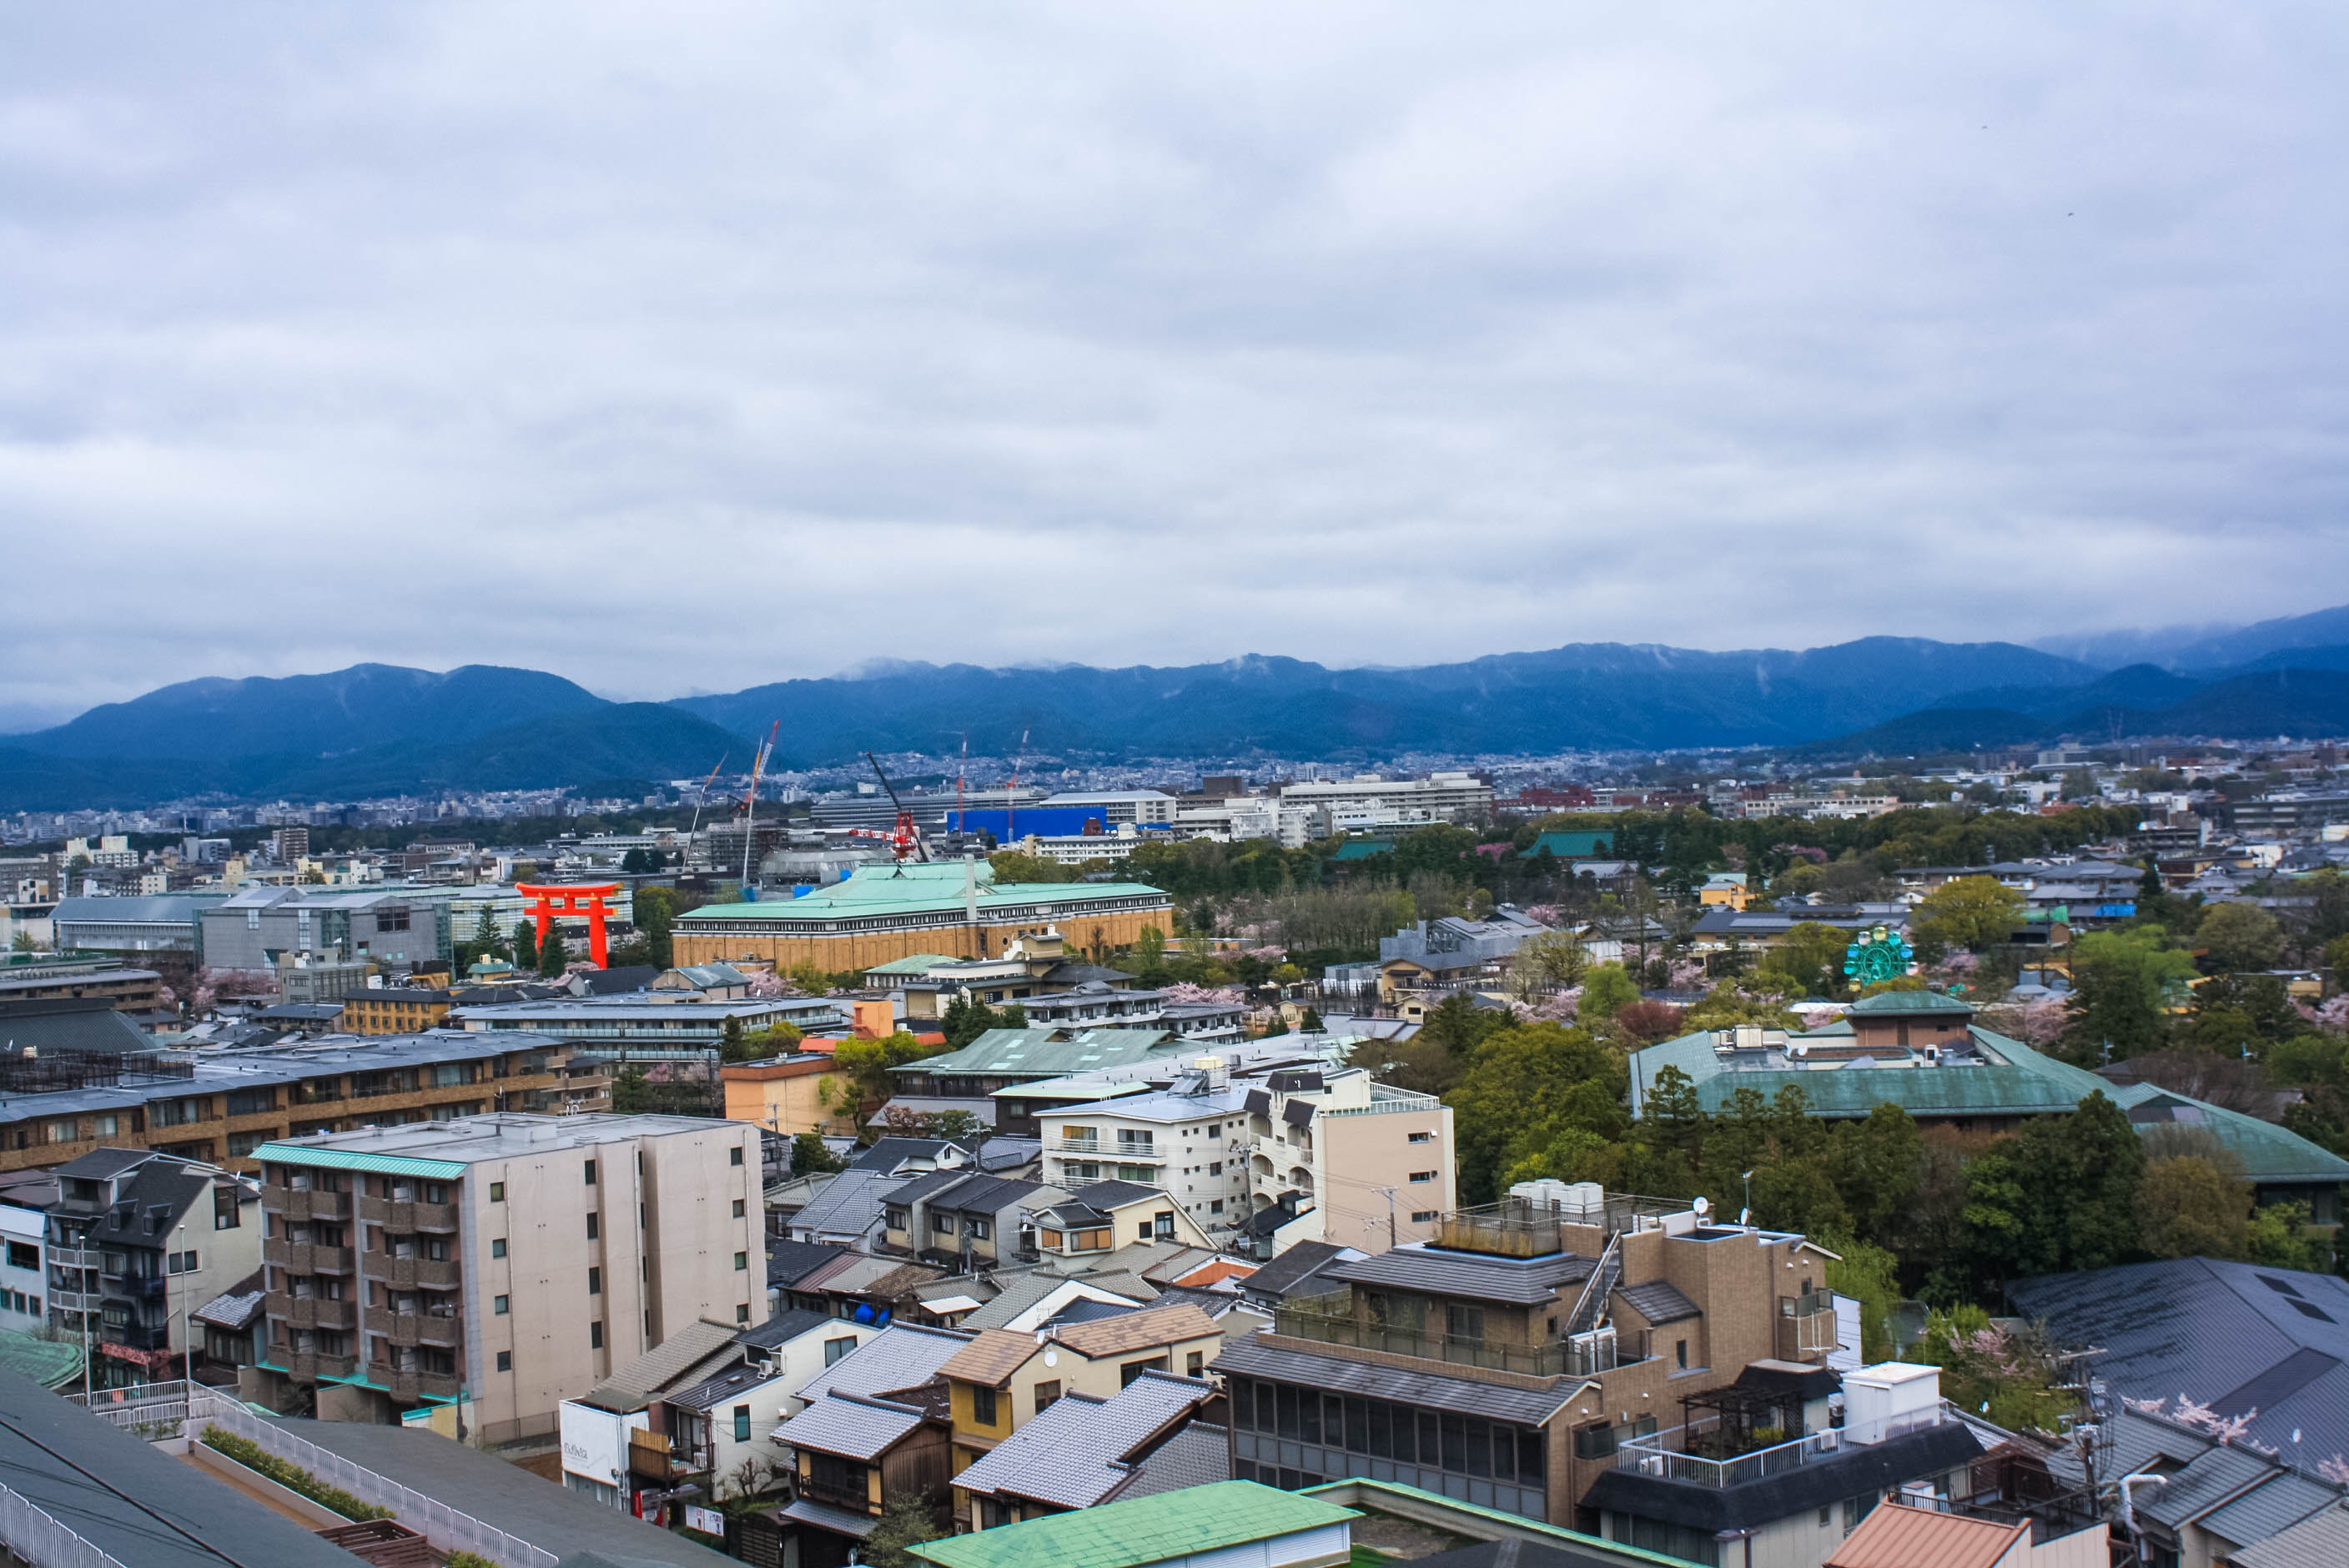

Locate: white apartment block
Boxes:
[1037,1061,1455,1257]
[1276,772,1493,825]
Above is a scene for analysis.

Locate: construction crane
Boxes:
[685,752,729,840]
[738,721,779,890]
[1006,728,1029,843]
[863,751,930,865]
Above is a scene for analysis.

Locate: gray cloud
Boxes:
[2,1,2345,722]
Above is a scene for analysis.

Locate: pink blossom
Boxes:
[2315,996,2349,1034]
[1522,905,1567,928]
[1164,982,1246,1007]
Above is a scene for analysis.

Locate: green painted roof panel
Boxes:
[249,1144,469,1179]
[1847,990,1976,1016]
[908,1480,1356,1568]
[895,1027,1176,1079]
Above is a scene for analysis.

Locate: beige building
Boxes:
[249,1112,764,1444]
[1036,1061,1456,1258]
[722,1053,855,1138]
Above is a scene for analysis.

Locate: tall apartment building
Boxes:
[1037,1061,1455,1256]
[1276,771,1494,827]
[249,1113,764,1442]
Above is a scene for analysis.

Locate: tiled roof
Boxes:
[1614,1279,1702,1325]
[908,1479,1356,1568]
[582,1319,742,1410]
[953,1370,1212,1509]
[2135,1445,2277,1531]
[937,1329,1041,1389]
[1845,990,1975,1017]
[2196,1470,2339,1550]
[771,1390,928,1461]
[1114,1419,1231,1500]
[1823,1501,2022,1568]
[1240,1240,1353,1300]
[1069,1179,1163,1209]
[789,1324,973,1408]
[2229,1504,2349,1568]
[1049,1303,1218,1359]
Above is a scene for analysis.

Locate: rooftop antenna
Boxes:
[739,721,778,891]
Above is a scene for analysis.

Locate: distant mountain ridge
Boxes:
[3,608,2346,811]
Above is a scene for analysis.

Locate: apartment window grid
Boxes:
[1228,1376,1546,1520]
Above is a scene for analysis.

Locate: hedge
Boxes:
[199,1426,393,1521]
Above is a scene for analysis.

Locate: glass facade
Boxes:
[1226,1375,1548,1520]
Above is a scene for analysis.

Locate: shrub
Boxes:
[199,1426,392,1520]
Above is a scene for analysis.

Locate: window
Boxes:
[93,1115,118,1138]
[733,1251,749,1271]
[884,1208,909,1232]
[1675,1339,1688,1369]
[46,1120,76,1144]
[1408,1131,1434,1143]
[733,1405,752,1442]
[495,1295,510,1315]
[1154,1213,1175,1240]
[1186,1350,1205,1376]
[1119,1356,1169,1387]
[972,1385,998,1425]
[823,1336,857,1365]
[932,1213,956,1235]
[590,1320,604,1349]
[490,1239,506,1259]
[736,1303,750,1324]
[167,1250,199,1274]
[1208,1162,1221,1176]
[5,1242,34,1270]
[587,1267,601,1295]
[1819,1505,1833,1525]
[583,1159,596,1185]
[496,1351,512,1372]
[1137,1224,1152,1242]
[1210,1199,1225,1214]
[732,1199,746,1219]
[1034,1380,1060,1413]
[1446,1304,1484,1342]
[489,1183,505,1203]
[1408,1170,1437,1184]
[965,1218,991,1241]
[729,1146,743,1167]
[586,1214,598,1240]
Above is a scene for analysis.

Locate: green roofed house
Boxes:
[1520,831,1614,861]
[1630,992,2349,1221]
[908,1479,1360,1568]
[672,861,1174,973]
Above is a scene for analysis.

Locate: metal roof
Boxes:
[902,1027,1180,1080]
[907,1479,1357,1568]
[1615,1279,1702,1325]
[2008,1259,2349,1466]
[2227,1503,2349,1568]
[1049,1303,1219,1360]
[677,863,1171,927]
[1325,1243,1595,1307]
[1211,1334,1584,1426]
[2195,1470,2340,1550]
[789,1323,973,1407]
[1821,1500,2023,1568]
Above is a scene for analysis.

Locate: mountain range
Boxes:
[3,603,2346,812]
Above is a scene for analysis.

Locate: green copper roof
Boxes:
[897,1027,1176,1080]
[1521,830,1615,859]
[0,1328,83,1390]
[908,1480,1356,1568]
[1300,1480,1697,1567]
[677,863,1169,925]
[862,953,963,974]
[1631,1026,2349,1185]
[1847,989,1975,1016]
[249,1144,468,1179]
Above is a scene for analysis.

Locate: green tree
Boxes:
[1506,931,1587,999]
[2180,973,2301,1053]
[2135,1155,2248,1259]
[1445,1022,1623,1204]
[2195,902,2284,974]
[1823,1236,1902,1364]
[1576,962,1641,1027]
[2058,927,2196,1064]
[1910,876,2026,959]
[2244,1201,2331,1273]
[1947,1092,2144,1297]
[1420,992,1510,1059]
[511,920,538,971]
[822,1031,950,1126]
[987,850,1076,884]
[620,847,652,874]
[1758,922,1854,999]
[537,927,570,977]
[1130,924,1169,978]
[791,1130,846,1176]
[631,885,678,969]
[1823,1103,1924,1249]
[859,1495,945,1567]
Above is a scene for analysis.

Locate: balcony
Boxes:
[373,1255,460,1290]
[1273,1294,1651,1379]
[359,1197,459,1233]
[264,1239,355,1275]
[375,1364,463,1404]
[268,1292,355,1331]
[628,1426,709,1482]
[289,1350,359,1380]
[1778,1291,1838,1360]
[263,1187,349,1223]
[385,1311,461,1349]
[1431,1194,1689,1259]
[101,1321,173,1352]
[104,1273,169,1303]
[1613,1405,1954,1488]
[792,1470,873,1513]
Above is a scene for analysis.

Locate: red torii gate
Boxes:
[516,882,621,969]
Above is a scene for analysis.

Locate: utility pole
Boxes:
[175,1221,193,1386]
[1376,1186,1398,1250]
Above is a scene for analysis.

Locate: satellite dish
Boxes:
[1044,1347,1059,1368]
[1692,1196,1711,1219]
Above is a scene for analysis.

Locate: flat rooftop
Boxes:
[256,1111,739,1171]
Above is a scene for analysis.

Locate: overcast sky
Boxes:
[3,2,2345,726]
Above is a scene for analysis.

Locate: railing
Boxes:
[1054,1138,1103,1154]
[67,1380,241,1438]
[1434,1194,1688,1258]
[199,1405,557,1568]
[263,1186,349,1221]
[0,1477,135,1568]
[1614,1406,1951,1488]
[1274,1294,1650,1379]
[360,1197,460,1232]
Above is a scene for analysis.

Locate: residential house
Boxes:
[722,1053,857,1138]
[1825,1498,2107,1568]
[42,1148,261,1387]
[1240,1065,1457,1258]
[1030,1180,1215,1261]
[949,1367,1220,1528]
[878,1171,1064,1269]
[908,1479,1361,1568]
[772,1379,958,1566]
[339,986,453,1035]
